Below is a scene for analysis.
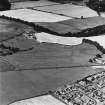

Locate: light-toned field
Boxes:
[0,9,70,22]
[11,0,60,9]
[10,95,66,105]
[34,4,98,18]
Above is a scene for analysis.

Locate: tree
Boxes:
[0,0,11,11]
[87,0,105,12]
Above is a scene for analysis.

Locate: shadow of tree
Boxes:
[0,43,34,56]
